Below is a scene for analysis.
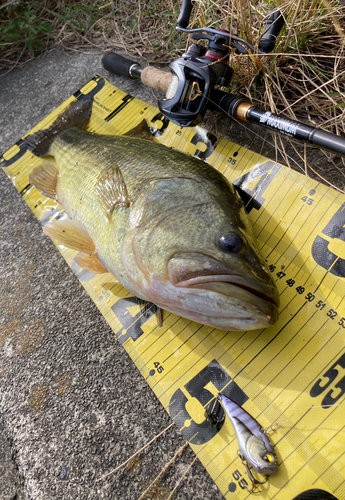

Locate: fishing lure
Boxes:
[205,393,278,491]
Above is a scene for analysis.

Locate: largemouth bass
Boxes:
[26,99,279,331]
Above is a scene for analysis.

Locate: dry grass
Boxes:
[185,0,345,139]
[1,0,344,129]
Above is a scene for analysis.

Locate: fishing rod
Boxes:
[102,0,345,158]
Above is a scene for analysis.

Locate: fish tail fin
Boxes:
[25,98,93,157]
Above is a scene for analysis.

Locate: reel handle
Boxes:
[177,0,193,29]
[258,10,285,53]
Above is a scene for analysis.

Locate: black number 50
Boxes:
[168,360,248,445]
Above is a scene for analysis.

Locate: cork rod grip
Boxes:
[141,67,172,94]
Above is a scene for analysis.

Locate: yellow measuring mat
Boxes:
[2,75,345,500]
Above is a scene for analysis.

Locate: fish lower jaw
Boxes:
[140,276,279,331]
[175,282,279,327]
[178,278,279,309]
[157,302,273,332]
[143,286,275,331]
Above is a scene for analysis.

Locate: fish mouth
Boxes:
[166,252,280,329]
[168,252,280,308]
[176,275,279,308]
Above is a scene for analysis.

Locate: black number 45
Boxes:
[310,352,345,407]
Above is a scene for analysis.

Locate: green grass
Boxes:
[0,1,53,51]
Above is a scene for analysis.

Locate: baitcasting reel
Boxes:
[155,0,284,126]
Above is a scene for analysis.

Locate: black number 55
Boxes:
[310,352,345,407]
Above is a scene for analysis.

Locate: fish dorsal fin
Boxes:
[29,161,59,200]
[124,119,157,142]
[96,166,130,220]
[74,253,108,274]
[43,219,96,254]
[25,99,93,156]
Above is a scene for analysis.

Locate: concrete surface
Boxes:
[0,414,26,500]
[0,48,225,500]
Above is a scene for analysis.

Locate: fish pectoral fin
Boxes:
[96,166,130,220]
[29,161,59,200]
[74,253,108,274]
[43,219,96,254]
[124,119,158,142]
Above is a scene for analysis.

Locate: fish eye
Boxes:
[263,454,274,463]
[219,233,242,253]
